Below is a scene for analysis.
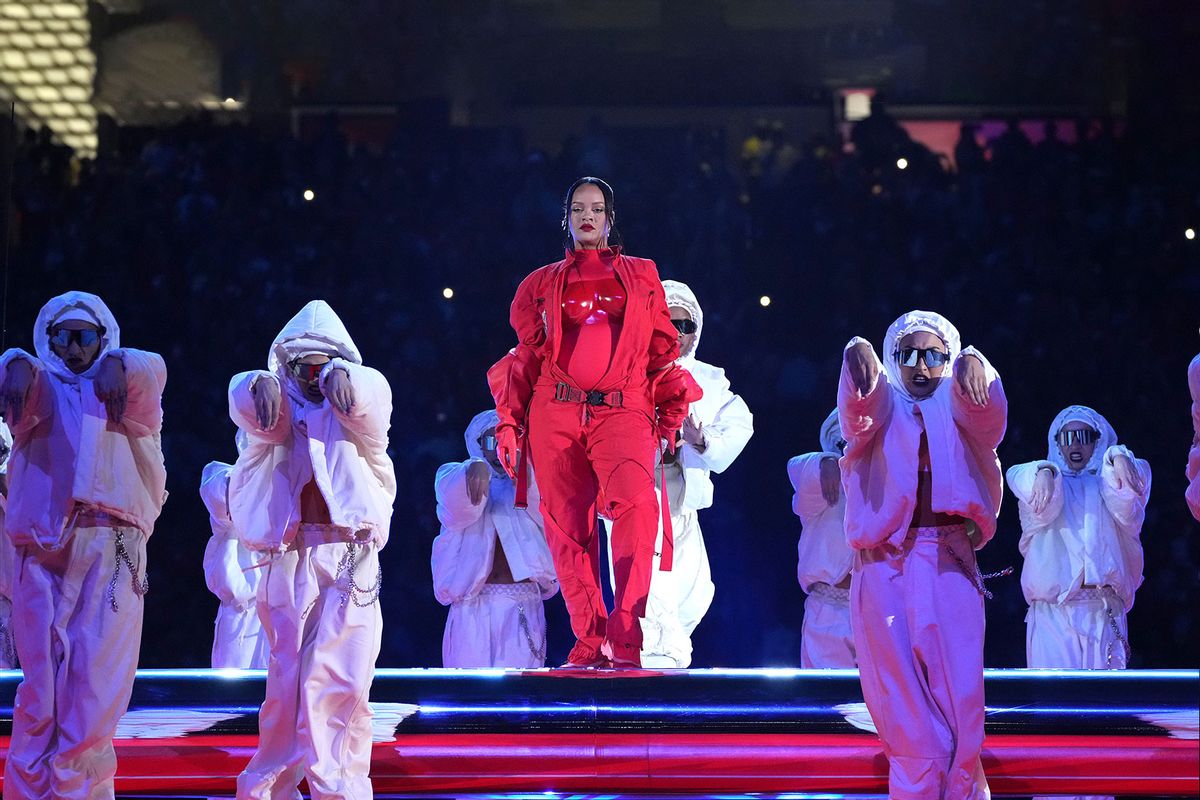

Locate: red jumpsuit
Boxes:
[489,248,700,666]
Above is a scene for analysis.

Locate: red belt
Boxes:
[553,382,624,408]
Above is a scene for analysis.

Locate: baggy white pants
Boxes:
[237,532,382,800]
[3,525,147,800]
[800,583,856,669]
[442,582,547,669]
[1027,589,1124,800]
[213,602,270,670]
[1026,587,1129,670]
[851,524,990,800]
[607,508,714,669]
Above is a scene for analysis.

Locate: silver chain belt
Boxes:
[517,604,546,663]
[107,529,149,612]
[335,542,382,607]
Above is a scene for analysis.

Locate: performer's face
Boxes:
[669,306,697,357]
[896,331,947,399]
[1056,420,1099,471]
[478,426,505,475]
[567,184,610,250]
[48,320,103,374]
[288,353,331,403]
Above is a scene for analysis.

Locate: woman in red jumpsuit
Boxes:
[489,177,700,667]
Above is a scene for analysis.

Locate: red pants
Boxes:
[528,392,659,666]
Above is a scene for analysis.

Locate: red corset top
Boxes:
[556,250,626,389]
[561,277,627,324]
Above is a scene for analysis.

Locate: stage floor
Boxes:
[1,668,1197,797]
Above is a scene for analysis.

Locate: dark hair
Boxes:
[562,176,621,250]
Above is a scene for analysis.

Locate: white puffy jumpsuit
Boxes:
[839,310,1006,800]
[603,279,753,668]
[200,456,268,669]
[432,410,559,668]
[228,300,396,800]
[787,410,856,668]
[0,290,167,800]
[1008,405,1150,670]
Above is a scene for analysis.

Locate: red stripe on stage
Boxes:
[4,732,1191,795]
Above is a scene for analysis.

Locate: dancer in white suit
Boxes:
[200,433,268,669]
[604,279,753,668]
[787,410,856,668]
[433,410,558,668]
[839,309,1006,800]
[228,300,395,800]
[1008,405,1150,670]
[0,290,167,800]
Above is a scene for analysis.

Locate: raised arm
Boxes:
[320,360,392,449]
[950,346,1007,449]
[1007,460,1065,548]
[434,459,490,532]
[837,337,892,443]
[431,460,494,605]
[1099,445,1152,534]
[681,373,753,474]
[788,452,842,522]
[100,348,167,436]
[228,370,293,444]
[0,350,54,435]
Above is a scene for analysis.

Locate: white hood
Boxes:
[33,290,121,382]
[881,309,961,403]
[1046,405,1118,474]
[819,409,842,454]
[662,279,702,361]
[268,300,362,403]
[464,409,500,461]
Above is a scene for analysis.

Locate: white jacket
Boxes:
[838,311,1007,550]
[662,280,754,514]
[1007,405,1150,611]
[432,410,558,604]
[0,291,167,547]
[200,460,260,610]
[788,409,853,590]
[227,301,396,551]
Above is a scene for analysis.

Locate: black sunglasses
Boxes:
[288,360,329,382]
[671,319,697,335]
[48,328,103,348]
[1056,428,1100,447]
[895,347,950,369]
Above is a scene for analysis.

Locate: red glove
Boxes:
[495,424,521,480]
[653,364,703,451]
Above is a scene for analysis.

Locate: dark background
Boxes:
[3,0,1197,669]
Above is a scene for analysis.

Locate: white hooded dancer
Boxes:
[227,300,395,800]
[839,309,1006,800]
[200,436,268,669]
[603,279,753,668]
[1188,354,1200,522]
[1007,405,1150,670]
[0,420,16,670]
[432,410,558,668]
[0,290,167,800]
[787,410,856,668]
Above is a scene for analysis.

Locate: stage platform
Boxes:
[0,668,1196,796]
